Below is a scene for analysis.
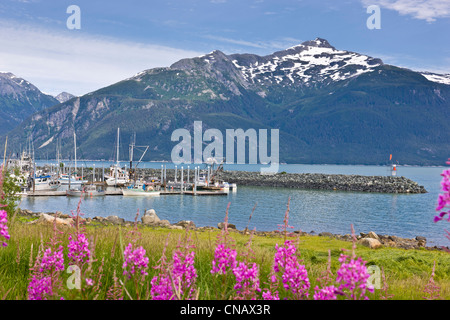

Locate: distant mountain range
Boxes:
[1,38,449,165]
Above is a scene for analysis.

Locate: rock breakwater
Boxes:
[136,168,427,194]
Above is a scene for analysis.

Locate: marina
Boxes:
[1,129,446,247]
[7,161,446,247]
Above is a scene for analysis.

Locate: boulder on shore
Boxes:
[141,209,160,225]
[30,213,73,227]
[358,238,383,249]
[218,222,236,230]
[106,216,125,225]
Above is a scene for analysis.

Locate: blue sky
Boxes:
[0,0,449,96]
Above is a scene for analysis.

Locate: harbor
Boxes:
[8,163,447,247]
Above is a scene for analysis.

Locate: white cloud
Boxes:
[0,21,203,96]
[203,35,303,52]
[362,0,450,22]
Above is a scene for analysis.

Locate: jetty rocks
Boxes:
[136,168,426,193]
[216,171,427,194]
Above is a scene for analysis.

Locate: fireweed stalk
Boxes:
[0,209,9,247]
[68,198,90,267]
[150,234,173,300]
[122,211,149,300]
[314,250,338,300]
[150,229,198,300]
[264,198,311,300]
[28,215,65,300]
[422,261,441,300]
[170,230,198,299]
[211,203,238,299]
[0,166,10,247]
[434,158,450,252]
[335,225,374,300]
[232,228,261,300]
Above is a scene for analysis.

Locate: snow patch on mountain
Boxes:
[230,38,382,86]
[420,72,450,85]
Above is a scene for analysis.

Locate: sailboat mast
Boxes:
[74,132,77,172]
[115,128,119,186]
[116,128,120,164]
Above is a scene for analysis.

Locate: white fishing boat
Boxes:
[66,184,105,197]
[122,181,160,196]
[30,175,61,191]
[59,174,88,185]
[105,165,129,186]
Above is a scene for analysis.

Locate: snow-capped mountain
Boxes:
[229,38,383,86]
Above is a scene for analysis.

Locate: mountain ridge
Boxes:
[1,38,449,165]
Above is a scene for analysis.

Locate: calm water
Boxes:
[18,162,449,246]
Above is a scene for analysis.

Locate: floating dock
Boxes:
[23,189,228,197]
[24,190,123,197]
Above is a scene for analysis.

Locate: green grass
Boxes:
[0,218,449,300]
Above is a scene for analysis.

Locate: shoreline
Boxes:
[17,209,448,252]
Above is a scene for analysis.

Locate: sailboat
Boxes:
[105,128,129,186]
[121,135,158,196]
[61,133,88,186]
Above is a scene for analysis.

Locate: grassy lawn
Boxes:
[0,216,448,300]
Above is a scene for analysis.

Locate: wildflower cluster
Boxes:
[40,246,65,272]
[211,243,237,275]
[27,214,65,300]
[0,166,10,247]
[270,240,310,299]
[314,285,337,300]
[123,243,149,278]
[0,210,10,247]
[435,158,450,223]
[232,261,261,298]
[336,254,374,300]
[232,229,261,300]
[171,235,198,299]
[67,233,90,265]
[211,204,237,276]
[151,232,198,300]
[27,276,53,300]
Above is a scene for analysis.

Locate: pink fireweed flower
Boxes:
[150,273,173,300]
[336,254,374,300]
[271,240,310,299]
[435,162,450,223]
[211,243,237,275]
[0,210,10,247]
[68,233,90,265]
[85,278,94,286]
[27,275,53,300]
[122,243,149,278]
[314,285,338,300]
[232,261,261,298]
[40,246,65,272]
[171,248,197,299]
[151,233,198,300]
[262,290,280,300]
